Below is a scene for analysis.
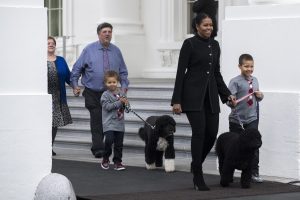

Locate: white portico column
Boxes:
[97,0,143,35]
[0,0,52,199]
[142,0,185,78]
[96,0,145,78]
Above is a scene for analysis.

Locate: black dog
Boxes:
[215,128,262,188]
[138,115,176,172]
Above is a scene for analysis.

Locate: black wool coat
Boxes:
[171,35,231,113]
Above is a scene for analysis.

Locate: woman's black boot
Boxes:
[192,165,210,191]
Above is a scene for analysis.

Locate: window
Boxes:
[44,0,63,37]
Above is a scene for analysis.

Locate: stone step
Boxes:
[67,89,173,101]
[56,131,191,152]
[69,110,189,124]
[57,79,195,163]
[59,122,192,137]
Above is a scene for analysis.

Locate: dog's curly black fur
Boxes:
[138,115,176,172]
[215,128,262,188]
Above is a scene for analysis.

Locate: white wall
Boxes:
[219,3,300,179]
[0,0,52,199]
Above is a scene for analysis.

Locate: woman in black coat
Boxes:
[171,13,235,191]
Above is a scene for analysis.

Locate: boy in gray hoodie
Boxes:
[100,71,128,170]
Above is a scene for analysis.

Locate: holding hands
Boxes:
[73,86,81,97]
[227,95,237,107]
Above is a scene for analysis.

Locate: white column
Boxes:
[0,0,52,199]
[97,0,143,35]
[142,0,185,78]
[219,3,300,179]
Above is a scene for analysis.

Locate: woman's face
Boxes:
[47,39,56,54]
[196,17,213,39]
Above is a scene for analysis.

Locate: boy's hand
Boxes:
[120,97,128,105]
[255,91,263,99]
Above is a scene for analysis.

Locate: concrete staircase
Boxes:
[54,78,194,165]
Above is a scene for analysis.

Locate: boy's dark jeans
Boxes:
[229,120,260,176]
[103,131,124,163]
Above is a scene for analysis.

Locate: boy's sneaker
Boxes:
[101,159,110,170]
[252,174,263,183]
[114,162,126,171]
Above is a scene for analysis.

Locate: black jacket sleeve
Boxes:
[171,39,192,105]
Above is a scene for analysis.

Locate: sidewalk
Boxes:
[53,146,298,184]
[52,158,300,200]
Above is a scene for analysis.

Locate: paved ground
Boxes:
[52,158,300,200]
[53,146,297,184]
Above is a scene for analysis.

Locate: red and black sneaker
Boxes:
[114,162,126,171]
[101,159,110,170]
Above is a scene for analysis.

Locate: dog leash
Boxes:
[232,91,257,130]
[124,103,156,129]
[115,94,156,129]
[232,108,245,130]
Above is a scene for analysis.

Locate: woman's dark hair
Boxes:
[97,22,113,34]
[48,36,56,46]
[239,54,254,65]
[192,12,212,35]
[104,70,120,83]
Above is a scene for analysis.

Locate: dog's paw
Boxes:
[164,159,175,172]
[146,163,156,170]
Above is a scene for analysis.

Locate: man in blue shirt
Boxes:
[71,22,129,158]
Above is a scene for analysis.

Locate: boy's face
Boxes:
[105,77,118,91]
[239,59,254,78]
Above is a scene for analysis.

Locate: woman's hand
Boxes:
[228,95,237,107]
[172,104,182,115]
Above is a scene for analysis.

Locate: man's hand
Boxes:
[73,87,81,97]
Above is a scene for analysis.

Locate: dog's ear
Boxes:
[165,116,176,133]
[240,128,262,150]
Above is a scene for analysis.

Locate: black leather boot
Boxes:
[192,164,210,191]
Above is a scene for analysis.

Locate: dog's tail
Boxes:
[138,127,146,141]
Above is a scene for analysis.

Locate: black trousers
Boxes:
[103,131,124,163]
[186,110,219,172]
[82,87,105,155]
[229,120,260,175]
